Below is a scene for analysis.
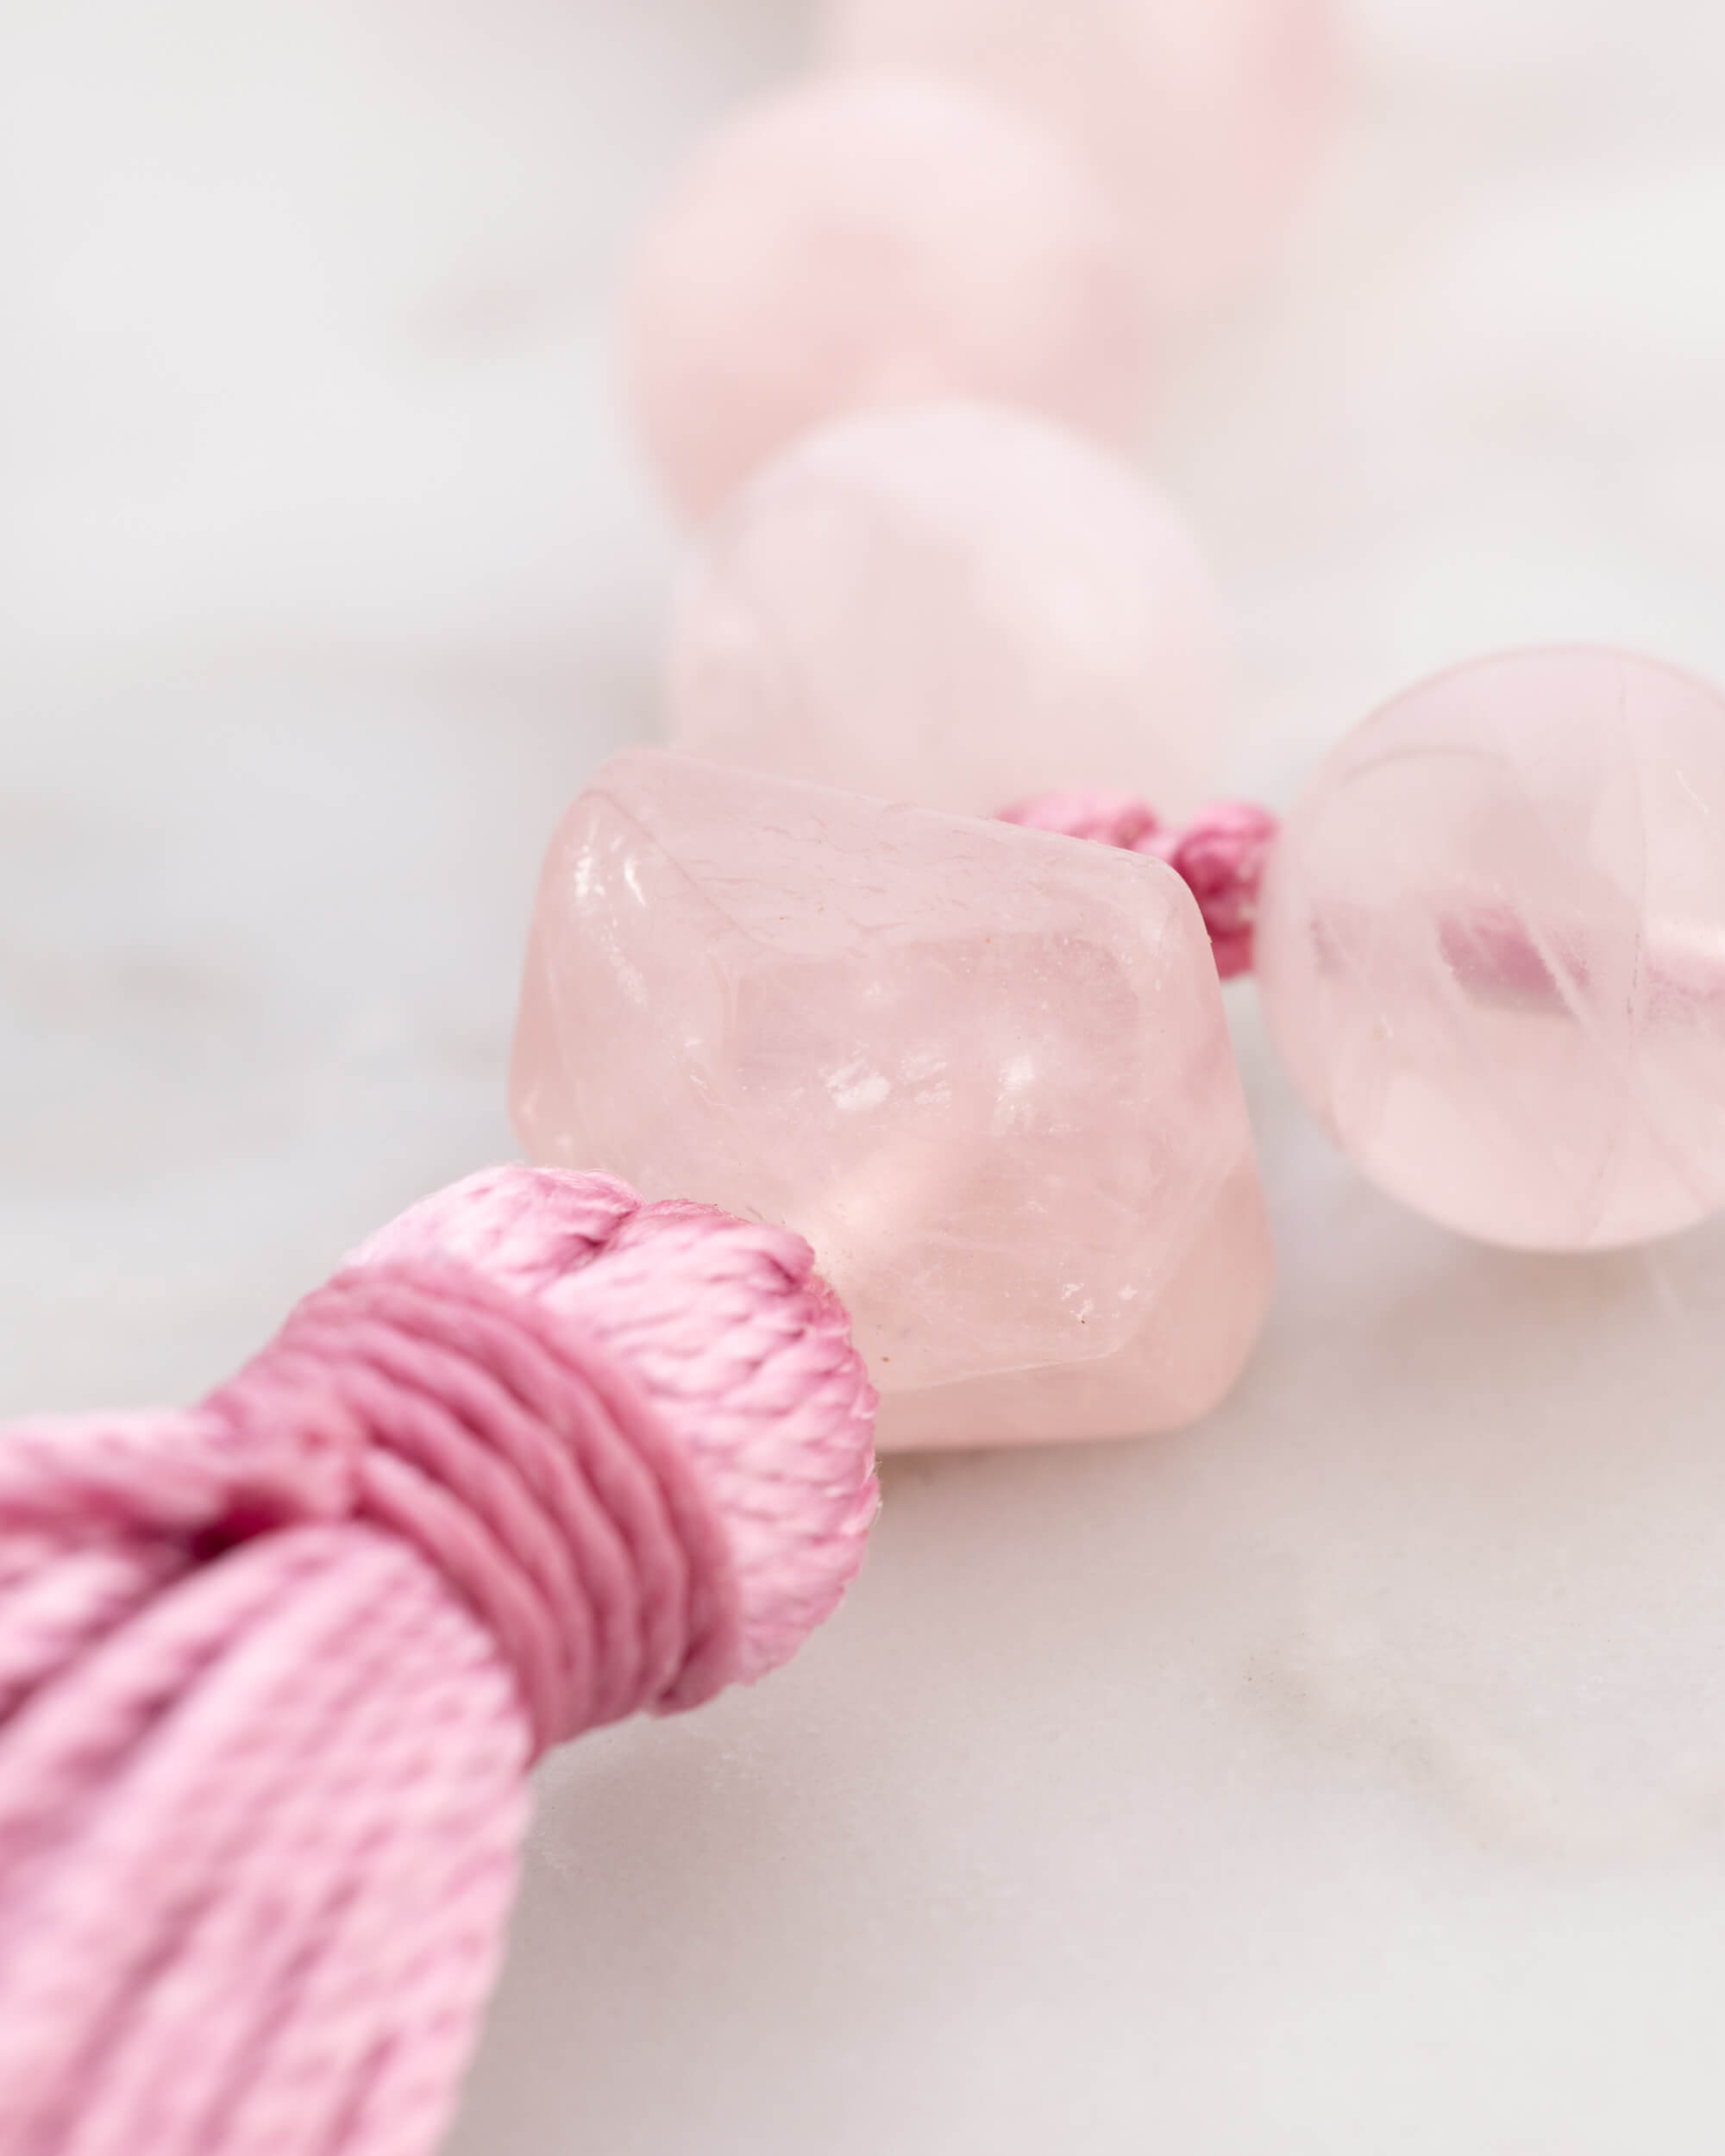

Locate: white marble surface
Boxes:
[6,3,1725,2149]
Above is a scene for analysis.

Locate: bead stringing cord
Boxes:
[0,1167,877,2156]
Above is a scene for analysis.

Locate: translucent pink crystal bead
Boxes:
[818,0,1341,319]
[668,401,1228,818]
[1257,648,1725,1250]
[623,73,1148,522]
[511,750,1271,1449]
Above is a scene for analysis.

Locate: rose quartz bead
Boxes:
[819,0,1339,317]
[511,749,1271,1449]
[668,401,1228,818]
[623,73,1147,522]
[1257,649,1725,1250]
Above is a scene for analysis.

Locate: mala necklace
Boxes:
[6,7,1720,2154]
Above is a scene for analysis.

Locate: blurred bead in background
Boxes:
[817,0,1341,317]
[668,398,1229,817]
[622,71,1150,520]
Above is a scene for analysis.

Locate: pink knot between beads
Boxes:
[1000,789,1281,979]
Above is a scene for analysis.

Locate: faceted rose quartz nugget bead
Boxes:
[819,0,1340,319]
[511,750,1271,1451]
[623,72,1148,522]
[668,401,1229,820]
[1257,649,1725,1251]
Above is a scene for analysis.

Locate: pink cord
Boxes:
[1000,791,1281,979]
[0,1166,878,2156]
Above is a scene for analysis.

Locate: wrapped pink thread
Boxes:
[0,1166,878,2156]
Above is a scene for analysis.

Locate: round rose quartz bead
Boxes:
[1257,649,1725,1251]
[623,72,1148,522]
[819,0,1340,319]
[667,400,1228,818]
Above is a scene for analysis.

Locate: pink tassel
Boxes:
[0,1167,878,2156]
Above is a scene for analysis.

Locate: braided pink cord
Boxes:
[0,1168,878,2156]
[1000,791,1281,978]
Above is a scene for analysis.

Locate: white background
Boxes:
[6,3,1725,2149]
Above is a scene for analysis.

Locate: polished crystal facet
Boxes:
[511,750,1270,1449]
